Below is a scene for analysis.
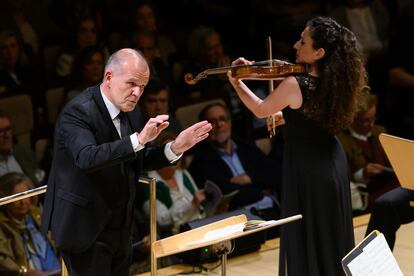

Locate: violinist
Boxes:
[227,17,368,276]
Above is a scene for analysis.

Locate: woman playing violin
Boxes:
[227,16,367,276]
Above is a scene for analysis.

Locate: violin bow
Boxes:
[267,36,277,138]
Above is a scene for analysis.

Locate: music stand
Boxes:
[341,230,403,275]
[379,133,414,190]
[151,214,302,276]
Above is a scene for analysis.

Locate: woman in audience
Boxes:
[55,16,108,84]
[0,30,46,134]
[63,46,105,104]
[0,172,60,275]
[138,132,206,234]
[0,30,41,99]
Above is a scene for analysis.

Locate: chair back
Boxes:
[175,98,225,129]
[0,94,33,146]
[46,87,64,124]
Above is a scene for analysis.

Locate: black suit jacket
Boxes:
[188,137,278,209]
[41,85,171,252]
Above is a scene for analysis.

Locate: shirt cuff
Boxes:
[130,133,145,152]
[164,141,182,163]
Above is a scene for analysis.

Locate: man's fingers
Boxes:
[193,120,213,133]
[196,132,209,142]
[150,117,168,126]
[189,120,211,130]
[155,114,169,121]
[157,121,169,132]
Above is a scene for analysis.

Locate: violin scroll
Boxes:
[184,72,207,85]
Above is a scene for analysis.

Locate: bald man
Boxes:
[41,49,211,275]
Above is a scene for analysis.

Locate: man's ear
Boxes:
[315,48,325,61]
[104,70,112,81]
[103,70,112,87]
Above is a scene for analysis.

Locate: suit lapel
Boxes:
[92,85,120,141]
[127,107,144,133]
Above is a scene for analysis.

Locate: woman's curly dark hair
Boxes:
[302,16,368,134]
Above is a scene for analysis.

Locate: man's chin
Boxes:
[121,104,137,112]
[210,138,229,148]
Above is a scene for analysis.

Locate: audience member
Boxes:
[0,30,43,106]
[338,91,399,211]
[176,25,231,92]
[0,30,46,136]
[54,16,108,84]
[178,26,250,137]
[0,0,40,58]
[138,132,206,234]
[189,102,279,211]
[329,0,389,56]
[0,172,60,275]
[132,31,172,86]
[63,46,105,104]
[329,0,390,96]
[139,78,182,136]
[365,187,414,250]
[0,111,45,186]
[133,1,176,65]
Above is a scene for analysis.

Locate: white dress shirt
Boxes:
[100,89,181,162]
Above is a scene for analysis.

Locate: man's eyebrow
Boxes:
[126,77,138,82]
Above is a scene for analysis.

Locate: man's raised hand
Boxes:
[137,114,170,145]
[170,121,212,155]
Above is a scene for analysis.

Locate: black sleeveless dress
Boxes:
[279,75,354,276]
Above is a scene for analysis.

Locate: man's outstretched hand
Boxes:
[137,114,170,145]
[171,121,212,155]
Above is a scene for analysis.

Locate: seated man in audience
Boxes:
[0,111,45,186]
[365,187,414,250]
[188,102,279,211]
[0,172,61,275]
[132,30,172,87]
[139,78,182,136]
[338,91,399,211]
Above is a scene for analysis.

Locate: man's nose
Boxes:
[132,87,143,97]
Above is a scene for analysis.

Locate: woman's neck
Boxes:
[309,64,319,77]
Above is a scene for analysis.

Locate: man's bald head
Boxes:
[104,48,148,76]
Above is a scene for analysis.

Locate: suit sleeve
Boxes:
[59,103,137,172]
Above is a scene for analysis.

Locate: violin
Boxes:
[184,59,308,85]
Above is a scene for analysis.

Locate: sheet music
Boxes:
[182,223,244,248]
[347,234,403,276]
